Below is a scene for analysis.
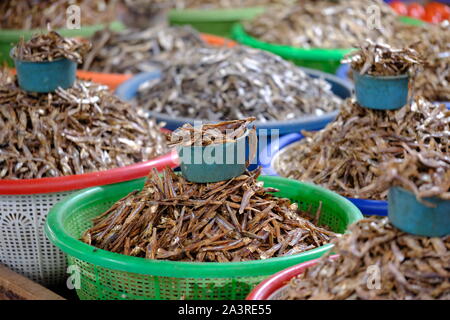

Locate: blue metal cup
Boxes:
[353,70,409,110]
[11,49,76,93]
[388,186,450,237]
[177,130,252,183]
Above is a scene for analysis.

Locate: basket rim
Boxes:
[44,175,362,278]
[231,16,424,61]
[259,132,389,216]
[115,68,352,130]
[246,255,339,300]
[168,6,265,22]
[0,150,179,195]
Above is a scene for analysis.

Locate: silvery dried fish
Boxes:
[245,0,399,48]
[135,46,341,122]
[83,26,206,74]
[282,218,450,300]
[82,167,336,262]
[276,98,450,200]
[13,31,91,63]
[0,0,118,30]
[344,40,423,76]
[168,118,256,147]
[0,77,167,179]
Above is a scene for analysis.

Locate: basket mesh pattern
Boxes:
[0,191,74,285]
[60,185,353,300]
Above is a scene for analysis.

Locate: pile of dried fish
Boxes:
[168,118,255,147]
[172,0,290,9]
[0,0,118,30]
[136,46,341,122]
[378,147,450,201]
[282,218,449,300]
[344,41,423,76]
[83,26,205,74]
[0,78,167,179]
[82,167,336,262]
[13,31,91,63]
[276,98,450,200]
[393,23,450,101]
[245,0,399,48]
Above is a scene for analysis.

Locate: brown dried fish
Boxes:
[135,46,342,122]
[0,0,118,30]
[245,0,399,48]
[83,26,206,74]
[276,98,450,200]
[378,147,450,202]
[344,40,423,76]
[82,167,336,262]
[0,77,167,179]
[13,31,91,63]
[282,218,450,300]
[168,118,256,147]
[392,23,450,101]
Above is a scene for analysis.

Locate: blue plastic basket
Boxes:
[116,67,353,135]
[336,63,450,109]
[259,132,388,216]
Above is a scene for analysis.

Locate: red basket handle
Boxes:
[0,150,180,195]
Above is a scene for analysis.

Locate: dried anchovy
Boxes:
[83,26,206,74]
[344,40,423,76]
[168,118,256,147]
[276,98,450,200]
[378,147,450,202]
[282,218,450,300]
[245,0,399,48]
[135,46,341,122]
[0,78,167,179]
[82,167,336,262]
[13,31,91,63]
[0,0,118,30]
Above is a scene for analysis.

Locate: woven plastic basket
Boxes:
[45,175,362,300]
[0,150,179,286]
[259,133,388,216]
[246,255,338,300]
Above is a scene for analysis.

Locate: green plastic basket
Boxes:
[168,7,265,38]
[0,21,124,66]
[232,16,424,74]
[45,175,362,300]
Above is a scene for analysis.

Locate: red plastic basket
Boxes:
[246,255,338,300]
[0,149,179,285]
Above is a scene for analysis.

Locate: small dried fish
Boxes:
[282,218,450,300]
[0,0,118,30]
[393,22,450,101]
[276,98,450,200]
[82,167,336,262]
[245,0,399,48]
[378,147,450,202]
[0,77,167,179]
[135,46,341,122]
[83,26,206,74]
[344,40,423,76]
[168,118,255,147]
[13,31,91,63]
